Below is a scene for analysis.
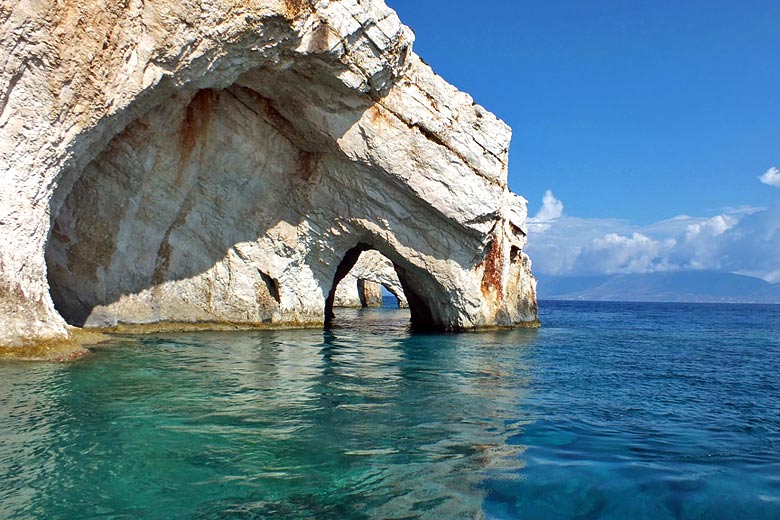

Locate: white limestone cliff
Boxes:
[0,0,538,353]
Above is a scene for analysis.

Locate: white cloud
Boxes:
[525,191,780,282]
[578,232,672,274]
[684,214,736,239]
[532,190,563,221]
[759,166,780,187]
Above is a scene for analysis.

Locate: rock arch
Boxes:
[333,250,408,309]
[324,243,440,329]
[0,0,538,352]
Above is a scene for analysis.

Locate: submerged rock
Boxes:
[0,0,538,350]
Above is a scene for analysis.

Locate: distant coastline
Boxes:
[536,271,780,304]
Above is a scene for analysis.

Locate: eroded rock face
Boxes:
[333,250,408,308]
[0,0,538,349]
[335,279,383,308]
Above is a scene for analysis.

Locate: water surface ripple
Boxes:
[1,302,779,519]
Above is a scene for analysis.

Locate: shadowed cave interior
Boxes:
[44,86,444,332]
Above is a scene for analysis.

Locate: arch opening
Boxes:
[325,244,436,330]
[379,285,396,307]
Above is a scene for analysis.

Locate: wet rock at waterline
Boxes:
[0,0,538,351]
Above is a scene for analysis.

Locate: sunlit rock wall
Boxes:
[0,0,538,349]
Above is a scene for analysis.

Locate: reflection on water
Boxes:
[0,307,537,519]
[3,302,780,519]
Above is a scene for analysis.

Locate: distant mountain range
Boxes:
[536,271,780,304]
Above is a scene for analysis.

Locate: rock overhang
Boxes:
[0,0,538,355]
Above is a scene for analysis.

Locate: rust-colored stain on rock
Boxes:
[297,150,320,181]
[180,89,215,162]
[480,236,504,299]
[369,105,388,125]
[283,0,306,18]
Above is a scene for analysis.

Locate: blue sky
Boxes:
[387,0,780,280]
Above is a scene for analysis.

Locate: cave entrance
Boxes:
[331,248,408,310]
[336,278,403,309]
[42,86,453,333]
[325,245,435,329]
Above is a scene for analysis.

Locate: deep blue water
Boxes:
[1,300,779,519]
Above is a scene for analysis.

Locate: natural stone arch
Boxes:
[0,0,538,352]
[333,249,408,309]
[325,244,438,329]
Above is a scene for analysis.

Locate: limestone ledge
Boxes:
[0,328,109,362]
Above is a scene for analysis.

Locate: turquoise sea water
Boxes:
[1,300,779,519]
